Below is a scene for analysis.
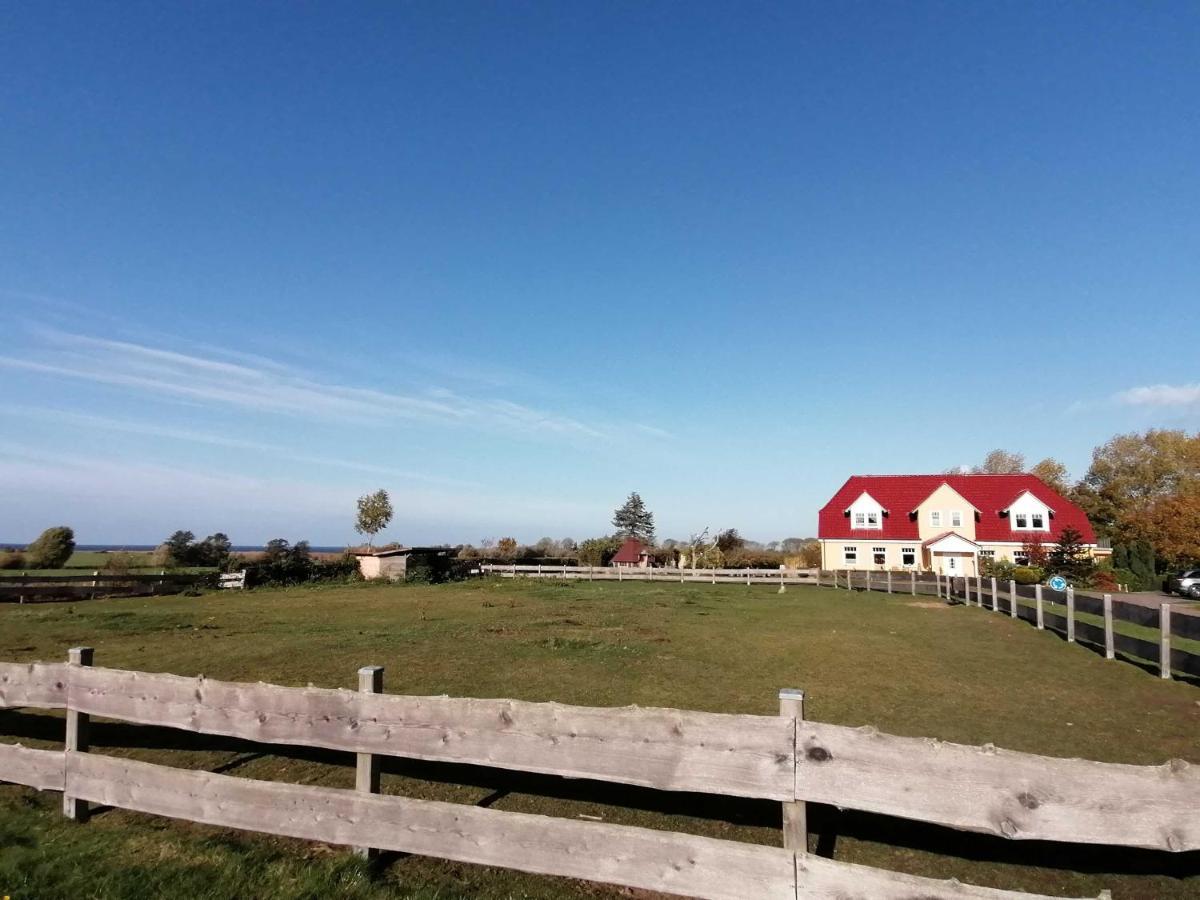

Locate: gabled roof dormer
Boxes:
[845,491,886,530]
[1001,490,1053,532]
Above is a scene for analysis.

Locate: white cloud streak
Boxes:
[1113,383,1200,408]
[0,405,480,488]
[0,327,668,442]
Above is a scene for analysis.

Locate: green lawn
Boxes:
[1,579,1197,899]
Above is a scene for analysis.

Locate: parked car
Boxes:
[1166,568,1200,599]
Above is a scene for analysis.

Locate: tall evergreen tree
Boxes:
[612,492,655,543]
[1048,526,1093,581]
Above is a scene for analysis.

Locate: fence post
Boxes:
[618,566,623,582]
[1008,580,1017,618]
[511,563,516,578]
[1035,584,1044,630]
[711,568,715,585]
[746,569,750,587]
[64,646,94,822]
[354,665,385,859]
[990,577,998,612]
[865,570,871,592]
[778,689,806,853]
[935,573,941,599]
[1066,587,1075,643]
[886,570,892,594]
[815,569,820,588]
[975,575,983,607]
[910,570,916,596]
[1160,604,1172,680]
[537,563,543,578]
[1103,594,1114,660]
[963,575,971,605]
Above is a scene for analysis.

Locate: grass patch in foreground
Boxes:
[1,579,1197,899]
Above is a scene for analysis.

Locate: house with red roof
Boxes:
[610,537,653,568]
[817,474,1106,577]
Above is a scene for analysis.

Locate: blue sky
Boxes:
[1,2,1198,547]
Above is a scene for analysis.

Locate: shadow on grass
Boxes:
[2,709,1197,882]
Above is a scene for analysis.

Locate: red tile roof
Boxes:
[611,538,647,563]
[818,474,1095,543]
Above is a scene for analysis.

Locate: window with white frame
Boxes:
[1031,513,1044,529]
[951,511,962,527]
[843,545,857,564]
[1014,550,1030,566]
[854,512,865,527]
[979,549,995,558]
[901,547,916,566]
[1014,513,1028,529]
[872,547,886,565]
[866,511,879,527]
[930,511,942,527]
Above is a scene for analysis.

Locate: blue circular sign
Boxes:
[1048,575,1068,592]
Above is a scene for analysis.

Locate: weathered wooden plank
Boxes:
[1170,646,1200,678]
[67,753,794,900]
[69,667,794,800]
[0,661,69,709]
[65,753,1093,900]
[793,853,1098,899]
[0,743,64,791]
[795,721,1198,851]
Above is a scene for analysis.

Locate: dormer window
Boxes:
[846,492,884,529]
[1032,513,1044,529]
[1015,513,1028,528]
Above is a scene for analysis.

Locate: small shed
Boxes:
[354,546,460,581]
[610,538,653,568]
[354,548,413,581]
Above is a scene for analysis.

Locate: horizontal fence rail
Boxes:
[938,577,1200,681]
[480,564,819,584]
[0,571,215,604]
[5,653,1196,897]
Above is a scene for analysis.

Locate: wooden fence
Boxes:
[938,576,1200,681]
[4,654,1198,898]
[0,571,214,603]
[480,563,820,585]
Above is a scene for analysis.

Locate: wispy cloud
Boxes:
[0,405,480,488]
[1113,383,1200,408]
[0,326,668,442]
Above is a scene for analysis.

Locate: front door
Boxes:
[943,555,959,576]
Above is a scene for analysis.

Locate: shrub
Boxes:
[1012,566,1044,585]
[982,558,1016,582]
[1089,569,1119,591]
[25,526,75,569]
[0,551,25,570]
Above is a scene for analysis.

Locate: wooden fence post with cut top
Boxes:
[1103,594,1114,660]
[976,575,984,607]
[1161,604,1172,680]
[1066,587,1076,643]
[910,570,916,596]
[1008,580,1017,618]
[990,577,998,612]
[778,689,806,853]
[886,570,892,594]
[1035,584,1044,630]
[64,646,94,821]
[354,665,385,859]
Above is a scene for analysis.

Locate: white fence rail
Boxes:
[480,564,817,584]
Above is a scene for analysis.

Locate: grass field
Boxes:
[1,579,1197,899]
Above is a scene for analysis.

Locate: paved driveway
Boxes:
[1083,589,1200,617]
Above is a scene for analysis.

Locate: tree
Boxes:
[1136,486,1200,569]
[577,536,622,566]
[495,537,518,558]
[1029,457,1070,494]
[779,537,812,553]
[163,530,196,566]
[25,526,76,569]
[973,449,1026,474]
[797,541,822,568]
[355,489,394,550]
[612,492,655,543]
[1078,430,1200,539]
[1047,526,1093,582]
[1020,533,1049,568]
[715,528,745,553]
[197,533,232,568]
